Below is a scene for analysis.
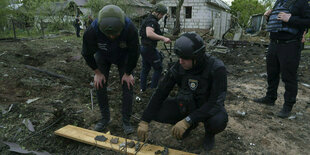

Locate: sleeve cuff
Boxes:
[125,70,132,75]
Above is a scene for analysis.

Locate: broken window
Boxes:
[170,7,176,18]
[185,6,192,19]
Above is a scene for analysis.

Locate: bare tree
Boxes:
[172,0,184,35]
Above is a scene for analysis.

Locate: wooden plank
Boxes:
[54,125,196,155]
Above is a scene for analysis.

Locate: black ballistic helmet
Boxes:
[174,32,206,60]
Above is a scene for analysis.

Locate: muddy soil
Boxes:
[0,34,309,155]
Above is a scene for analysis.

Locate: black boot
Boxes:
[253,96,275,106]
[203,133,215,152]
[94,119,110,132]
[277,105,292,118]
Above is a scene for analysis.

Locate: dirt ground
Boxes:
[0,34,309,155]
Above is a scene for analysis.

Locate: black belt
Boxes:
[271,39,299,44]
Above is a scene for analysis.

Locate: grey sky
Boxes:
[222,0,233,5]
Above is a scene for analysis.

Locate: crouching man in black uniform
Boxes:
[137,33,228,152]
[81,5,139,134]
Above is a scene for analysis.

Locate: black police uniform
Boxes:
[265,0,310,108]
[75,18,81,37]
[81,17,139,123]
[141,55,228,136]
[139,14,163,91]
[164,15,168,28]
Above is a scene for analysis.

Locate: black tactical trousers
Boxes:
[153,98,228,135]
[94,52,133,122]
[75,26,80,37]
[266,40,301,106]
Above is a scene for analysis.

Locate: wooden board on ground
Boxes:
[54,125,196,155]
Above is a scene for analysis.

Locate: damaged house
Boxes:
[68,0,152,25]
[67,0,90,16]
[159,0,231,38]
[125,0,153,18]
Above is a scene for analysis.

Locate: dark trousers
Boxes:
[153,98,228,135]
[75,26,80,37]
[94,52,133,122]
[266,41,301,106]
[140,45,163,90]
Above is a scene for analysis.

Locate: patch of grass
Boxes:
[305,33,310,45]
[302,49,310,54]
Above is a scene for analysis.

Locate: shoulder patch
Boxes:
[188,79,199,91]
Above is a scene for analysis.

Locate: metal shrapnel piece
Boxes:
[155,147,169,155]
[120,142,126,148]
[94,135,108,142]
[110,138,119,144]
[135,141,140,151]
[127,141,135,148]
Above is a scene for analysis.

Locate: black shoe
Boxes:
[122,121,134,135]
[203,133,215,152]
[94,119,110,132]
[182,123,198,139]
[253,96,275,106]
[277,105,292,118]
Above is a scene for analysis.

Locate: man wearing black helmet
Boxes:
[81,5,139,134]
[137,33,228,152]
[139,3,171,92]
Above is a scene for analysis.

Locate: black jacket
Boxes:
[141,55,227,123]
[81,18,139,75]
[139,14,162,48]
[270,0,310,40]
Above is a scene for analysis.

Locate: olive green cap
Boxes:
[98,5,125,36]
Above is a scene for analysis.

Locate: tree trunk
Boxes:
[12,19,17,40]
[172,0,184,36]
[40,19,45,38]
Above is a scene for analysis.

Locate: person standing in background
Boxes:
[139,3,171,92]
[253,0,310,118]
[74,16,81,37]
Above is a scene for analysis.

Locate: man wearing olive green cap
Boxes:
[81,5,139,135]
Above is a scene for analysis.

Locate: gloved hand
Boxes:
[137,121,149,141]
[171,119,190,139]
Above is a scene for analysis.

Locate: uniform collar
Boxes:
[149,14,159,21]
